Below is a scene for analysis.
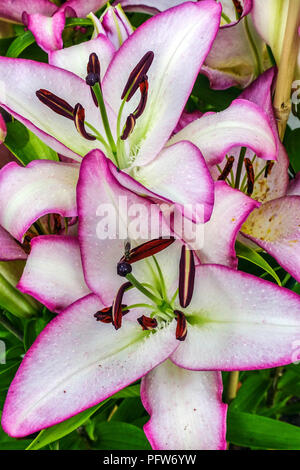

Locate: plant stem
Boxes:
[273,0,300,140]
[266,366,284,407]
[0,312,23,341]
[92,83,117,156]
[226,371,240,403]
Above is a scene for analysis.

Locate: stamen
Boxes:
[232,0,243,17]
[86,52,101,87]
[244,157,255,196]
[174,310,187,341]
[119,237,175,264]
[179,245,195,308]
[121,113,136,140]
[264,160,275,178]
[94,304,129,323]
[218,156,235,181]
[133,78,149,120]
[112,281,132,330]
[117,261,132,277]
[74,103,96,141]
[137,315,158,331]
[121,51,154,101]
[36,89,74,120]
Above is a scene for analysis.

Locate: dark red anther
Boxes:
[74,103,96,141]
[218,156,235,181]
[133,79,149,120]
[244,158,255,196]
[137,315,158,331]
[112,281,132,330]
[121,51,154,101]
[119,237,175,265]
[36,89,74,120]
[86,53,100,86]
[174,310,187,341]
[264,160,275,178]
[179,245,195,309]
[120,113,136,140]
[232,0,243,17]
[94,304,129,324]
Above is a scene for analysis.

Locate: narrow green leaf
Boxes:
[6,31,35,58]
[112,384,140,399]
[236,240,281,285]
[284,128,300,173]
[227,410,300,449]
[26,400,108,450]
[230,374,269,413]
[4,120,58,166]
[95,421,151,450]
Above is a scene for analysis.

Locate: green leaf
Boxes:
[284,128,300,173]
[227,410,300,449]
[236,240,281,285]
[95,421,151,450]
[4,120,58,165]
[26,400,108,450]
[6,31,35,58]
[230,374,269,413]
[112,384,140,399]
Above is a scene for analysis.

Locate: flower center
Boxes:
[94,240,195,342]
[36,51,154,170]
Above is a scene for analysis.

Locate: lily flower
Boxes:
[0,1,108,52]
[2,148,300,451]
[118,0,271,89]
[189,66,300,283]
[0,1,278,246]
[0,114,7,145]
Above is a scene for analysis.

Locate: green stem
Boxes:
[244,16,263,77]
[92,83,117,156]
[126,273,161,305]
[226,371,240,403]
[0,312,23,341]
[234,147,246,189]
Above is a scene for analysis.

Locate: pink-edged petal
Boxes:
[24,9,65,53]
[49,35,115,80]
[241,196,300,283]
[169,99,277,167]
[171,265,300,371]
[0,226,27,261]
[0,114,7,143]
[0,160,79,242]
[18,236,90,312]
[103,1,221,166]
[78,149,168,304]
[117,0,191,15]
[0,0,56,23]
[0,58,101,161]
[131,141,214,223]
[2,294,178,438]
[59,0,107,17]
[186,181,260,267]
[210,69,288,202]
[141,361,227,450]
[173,110,202,134]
